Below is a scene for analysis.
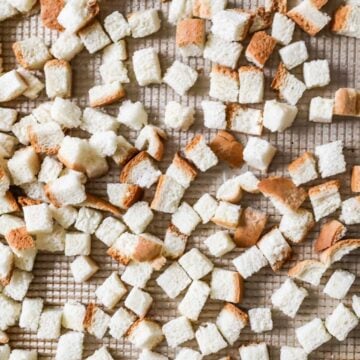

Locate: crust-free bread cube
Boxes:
[178,280,210,321]
[227,103,263,136]
[288,152,318,186]
[164,101,195,131]
[70,256,99,283]
[172,202,201,235]
[249,308,273,333]
[95,217,126,247]
[279,41,309,70]
[232,246,268,279]
[103,41,127,63]
[0,294,21,331]
[17,68,44,100]
[123,201,153,234]
[205,231,235,257]
[315,140,346,178]
[37,307,62,339]
[192,0,227,19]
[121,261,153,289]
[135,125,166,161]
[239,343,269,360]
[62,301,86,332]
[280,346,307,360]
[86,346,114,360]
[352,295,360,318]
[100,60,129,84]
[179,248,213,280]
[132,48,161,86]
[65,232,91,256]
[9,350,38,360]
[127,9,161,38]
[0,108,17,132]
[0,70,28,103]
[23,203,53,235]
[163,60,198,96]
[74,207,102,234]
[212,201,241,230]
[211,268,243,303]
[28,122,64,155]
[176,18,205,57]
[104,11,130,42]
[323,269,355,300]
[309,97,334,123]
[295,318,331,354]
[84,303,111,339]
[271,279,308,318]
[82,108,118,134]
[13,246,37,272]
[0,192,19,216]
[107,183,143,210]
[19,297,43,332]
[263,100,298,132]
[249,6,272,33]
[243,137,276,171]
[125,287,153,318]
[195,322,227,356]
[89,131,117,157]
[162,316,194,348]
[271,12,295,45]
[303,60,330,89]
[201,100,226,130]
[238,66,264,104]
[44,59,72,98]
[118,100,148,130]
[166,152,197,189]
[38,156,63,183]
[332,4,360,39]
[51,97,82,128]
[174,348,202,360]
[0,344,10,359]
[95,272,127,309]
[89,82,125,108]
[246,31,276,68]
[168,0,193,24]
[50,32,84,61]
[209,65,239,102]
[109,307,136,339]
[340,196,360,225]
[193,194,218,224]
[127,318,163,350]
[163,224,188,259]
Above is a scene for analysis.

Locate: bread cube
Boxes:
[166,153,197,190]
[85,346,113,360]
[135,125,166,161]
[303,59,330,89]
[89,82,125,108]
[315,140,346,178]
[243,137,276,172]
[0,108,17,132]
[216,178,243,203]
[121,261,153,289]
[109,307,136,339]
[176,18,205,57]
[314,219,346,253]
[232,246,268,279]
[37,307,62,339]
[263,100,298,132]
[95,217,126,247]
[164,101,195,131]
[163,224,188,259]
[64,232,90,256]
[0,133,18,159]
[309,97,334,123]
[246,31,276,68]
[17,67,44,100]
[0,70,28,103]
[11,115,37,146]
[112,136,138,166]
[132,48,161,86]
[38,157,63,184]
[23,203,53,235]
[79,20,111,54]
[179,248,213,280]
[43,59,71,99]
[236,172,260,193]
[9,350,38,360]
[0,293,21,331]
[227,103,263,135]
[334,88,360,117]
[107,183,142,211]
[123,201,153,234]
[118,103,148,134]
[107,232,138,265]
[239,343,269,360]
[192,0,227,19]
[70,256,99,283]
[211,268,243,303]
[168,0,193,24]
[0,344,10,359]
[288,152,318,186]
[178,280,210,321]
[100,60,129,84]
[127,319,163,350]
[271,12,295,45]
[89,131,117,157]
[340,196,360,225]
[128,9,161,38]
[195,322,227,356]
[74,207,102,234]
[352,295,360,318]
[95,272,127,309]
[212,201,241,230]
[104,11,130,42]
[279,41,309,70]
[323,269,355,300]
[238,66,264,104]
[51,32,84,61]
[13,246,37,272]
[280,346,307,360]
[83,303,110,339]
[193,194,218,224]
[205,231,235,257]
[249,308,273,333]
[162,316,194,348]
[0,2,18,22]
[332,4,360,39]
[163,60,198,96]
[103,41,127,63]
[82,109,118,135]
[171,202,201,235]
[209,64,239,102]
[174,348,202,360]
[125,287,153,318]
[0,192,18,216]
[19,297,43,332]
[62,301,86,332]
[201,100,226,130]
[51,97,82,128]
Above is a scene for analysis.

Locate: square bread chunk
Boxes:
[192,0,227,19]
[171,202,201,235]
[271,12,295,45]
[279,41,309,70]
[23,203,53,235]
[239,343,269,360]
[288,152,318,186]
[332,4,360,39]
[109,307,136,340]
[125,287,153,318]
[133,48,161,86]
[165,102,195,131]
[195,322,227,356]
[227,104,263,136]
[127,9,161,38]
[174,348,202,360]
[340,196,360,225]
[209,64,239,102]
[55,332,84,360]
[263,100,298,133]
[309,97,334,123]
[246,31,276,68]
[179,248,213,280]
[95,272,127,309]
[334,88,360,117]
[303,60,330,89]
[104,11,130,41]
[323,269,355,300]
[62,301,86,332]
[204,231,235,257]
[37,307,62,339]
[249,308,273,333]
[95,217,126,247]
[202,100,226,129]
[127,319,163,350]
[243,137,277,171]
[352,295,360,318]
[70,256,99,283]
[123,201,153,234]
[210,268,243,303]
[121,261,153,289]
[239,66,264,104]
[51,32,84,61]
[233,246,268,279]
[163,224,188,259]
[162,316,194,348]
[84,304,111,339]
[19,297,43,332]
[166,152,197,189]
[193,193,218,224]
[44,59,72,98]
[315,140,346,178]
[212,201,241,230]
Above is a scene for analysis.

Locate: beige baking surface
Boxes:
[1,0,360,358]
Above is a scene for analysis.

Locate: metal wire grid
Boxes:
[0,0,359,358]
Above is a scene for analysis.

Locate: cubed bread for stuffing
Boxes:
[0,70,28,103]
[17,67,44,100]
[296,318,331,354]
[246,31,276,68]
[62,301,86,332]
[193,194,218,224]
[238,66,264,104]
[132,48,161,86]
[11,115,37,146]
[82,108,118,134]
[9,350,38,360]
[172,201,201,235]
[23,203,53,235]
[104,11,130,41]
[0,243,13,285]
[13,37,51,70]
[95,217,126,247]
[0,2,18,22]
[323,269,355,300]
[175,348,202,360]
[212,201,241,230]
[65,232,91,256]
[109,307,136,339]
[314,219,346,253]
[234,207,267,248]
[79,20,111,54]
[86,346,113,360]
[168,0,192,24]
[195,323,227,356]
[309,96,334,123]
[201,100,226,130]
[127,9,161,38]
[70,256,99,283]
[205,231,235,257]
[0,344,10,359]
[163,60,198,96]
[50,32,84,62]
[303,60,330,89]
[125,287,153,318]
[209,64,239,102]
[340,196,360,225]
[287,1,331,36]
[163,224,188,259]
[165,153,197,190]
[216,303,248,345]
[121,261,153,289]
[249,6,272,33]
[118,101,148,131]
[288,152,318,186]
[280,346,307,360]
[38,156,63,183]
[211,268,243,303]
[272,63,306,105]
[176,18,205,57]
[123,201,153,234]
[28,122,64,155]
[44,59,72,99]
[271,12,295,45]
[103,41,127,63]
[271,279,308,318]
[8,147,39,185]
[315,140,346,178]
[89,131,118,157]
[332,4,360,39]
[74,207,102,234]
[107,183,143,210]
[95,272,127,309]
[0,133,18,159]
[179,248,213,280]
[353,295,360,318]
[162,316,194,348]
[334,88,360,117]
[204,34,243,69]
[263,100,298,133]
[100,60,129,84]
[51,97,82,128]
[320,239,360,267]
[0,192,18,216]
[239,343,269,360]
[178,280,210,321]
[164,101,195,131]
[243,137,276,171]
[19,297,43,332]
[249,308,273,333]
[192,0,227,19]
[127,318,163,350]
[135,125,166,161]
[89,82,125,108]
[288,259,327,287]
[37,307,62,339]
[84,303,111,339]
[227,103,263,136]
[232,246,268,279]
[0,293,21,331]
[0,107,17,132]
[279,41,309,70]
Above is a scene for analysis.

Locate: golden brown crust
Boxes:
[0,331,9,344]
[0,268,13,287]
[184,134,203,154]
[212,64,239,81]
[40,0,65,31]
[334,88,360,116]
[287,9,320,36]
[123,185,144,209]
[311,0,328,9]
[246,31,276,67]
[314,220,346,253]
[28,127,60,156]
[308,180,341,197]
[44,183,62,208]
[3,191,20,213]
[331,5,350,33]
[351,166,360,192]
[272,245,292,271]
[288,152,316,174]
[12,43,29,69]
[6,227,35,250]
[17,196,43,207]
[132,234,163,262]
[223,303,248,325]
[107,247,131,266]
[83,303,96,330]
[119,151,152,184]
[90,88,126,108]
[267,0,287,13]
[192,0,211,19]
[172,152,197,181]
[288,259,325,278]
[234,207,267,248]
[209,130,244,168]
[150,175,167,210]
[320,239,360,265]
[239,65,263,75]
[176,18,205,47]
[250,7,273,33]
[233,272,244,303]
[271,62,288,91]
[82,193,122,216]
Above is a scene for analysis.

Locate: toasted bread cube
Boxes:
[174,348,202,360]
[332,4,360,39]
[163,225,188,259]
[0,108,17,132]
[84,304,110,339]
[37,307,62,339]
[243,137,276,171]
[23,203,53,235]
[112,136,138,166]
[3,269,33,301]
[249,6,272,33]
[179,248,213,280]
[352,295,360,317]
[303,60,330,89]
[70,256,99,283]
[217,177,242,203]
[125,287,153,318]
[209,65,239,102]
[216,303,248,345]
[279,41,309,70]
[109,307,136,339]
[128,9,161,38]
[74,207,102,234]
[44,59,72,99]
[164,101,195,131]
[0,344,10,359]
[118,100,148,130]
[65,232,91,256]
[51,97,82,128]
[227,103,263,135]
[280,346,307,360]
[249,308,273,333]
[232,246,268,279]
[334,88,360,117]
[340,196,360,225]
[236,172,260,194]
[172,202,201,235]
[212,201,241,230]
[95,217,126,247]
[163,60,198,96]
[55,332,84,360]
[238,66,264,104]
[205,231,235,257]
[315,140,346,178]
[195,322,227,356]
[135,125,166,161]
[211,267,243,303]
[168,0,193,24]
[51,32,84,61]
[246,31,276,68]
[89,81,125,108]
[176,18,205,57]
[95,272,127,309]
[239,343,269,360]
[9,350,38,360]
[288,152,318,186]
[0,70,28,102]
[82,108,118,134]
[201,100,226,130]
[99,60,129,84]
[323,269,355,300]
[79,20,111,54]
[271,12,295,45]
[309,97,334,123]
[263,100,298,132]
[123,201,153,234]
[0,2,18,22]
[162,316,194,348]
[121,261,153,289]
[17,68,44,100]
[127,319,163,350]
[132,47,161,86]
[0,294,21,331]
[193,193,218,224]
[19,297,43,332]
[104,11,130,42]
[28,122,64,155]
[62,301,86,332]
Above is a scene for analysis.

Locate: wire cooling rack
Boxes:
[1,0,359,358]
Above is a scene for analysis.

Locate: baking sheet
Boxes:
[1,0,360,358]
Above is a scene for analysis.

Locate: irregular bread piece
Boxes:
[351,165,360,192]
[288,151,318,186]
[163,224,188,259]
[164,101,195,131]
[314,220,346,253]
[127,318,163,350]
[332,4,360,39]
[320,239,360,267]
[135,125,166,161]
[89,82,125,108]
[288,259,327,286]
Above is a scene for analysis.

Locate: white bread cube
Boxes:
[55,331,84,360]
[0,108,17,132]
[88,81,125,108]
[9,350,37,360]
[0,192,18,216]
[295,318,331,354]
[195,323,227,356]
[0,344,10,359]
[271,12,295,45]
[179,248,213,280]
[178,280,210,321]
[175,348,202,360]
[303,60,330,89]
[263,100,298,132]
[28,122,64,155]
[74,207,102,234]
[50,32,84,61]
[89,131,117,157]
[13,38,51,70]
[326,303,358,341]
[38,157,63,183]
[192,0,227,19]
[309,97,334,123]
[11,115,37,145]
[86,346,113,360]
[135,125,166,161]
[156,262,191,299]
[79,20,111,54]
[109,307,136,339]
[204,34,243,69]
[128,9,161,38]
[0,294,21,331]
[352,295,360,318]
[315,140,346,178]
[0,215,25,237]
[232,246,268,279]
[121,261,153,289]
[288,152,318,186]
[172,202,201,235]
[70,256,99,283]
[323,269,355,300]
[193,193,218,224]
[104,11,130,41]
[19,297,43,332]
[44,60,72,99]
[162,316,194,348]
[243,137,276,171]
[332,4,360,39]
[163,224,188,259]
[201,100,226,130]
[95,217,126,247]
[166,153,197,189]
[280,346,307,360]
[163,60,198,96]
[164,101,195,131]
[23,203,53,235]
[103,41,127,63]
[212,201,241,230]
[0,70,28,102]
[49,205,78,229]
[123,201,153,234]
[238,66,264,104]
[176,18,205,57]
[17,68,44,100]
[82,108,118,134]
[227,104,263,135]
[249,308,273,333]
[84,304,110,339]
[239,343,269,360]
[99,60,129,84]
[139,350,168,360]
[279,41,309,70]
[288,260,327,287]
[13,247,37,272]
[168,0,192,24]
[271,279,308,318]
[0,133,18,159]
[211,268,242,303]
[112,136,138,166]
[107,183,143,210]
[216,303,248,345]
[204,231,235,257]
[107,232,139,265]
[51,97,82,128]
[118,100,148,130]
[8,147,39,185]
[65,232,91,256]
[95,272,127,309]
[125,287,153,318]
[0,2,18,22]
[62,301,86,331]
[0,243,13,285]
[37,308,62,339]
[340,196,360,225]
[209,65,239,102]
[132,48,161,86]
[236,171,260,193]
[127,319,163,350]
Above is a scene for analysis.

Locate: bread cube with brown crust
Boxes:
[176,18,205,57]
[245,31,276,68]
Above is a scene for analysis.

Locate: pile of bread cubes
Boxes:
[0,0,360,359]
